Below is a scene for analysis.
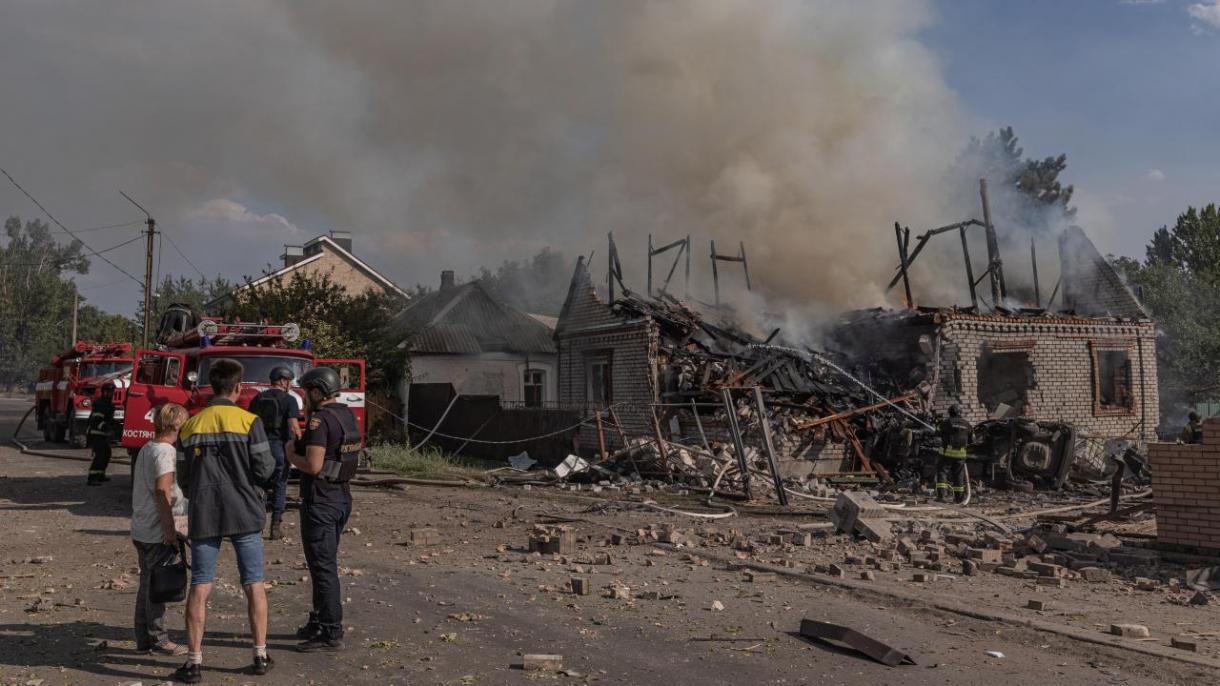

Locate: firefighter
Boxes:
[936,404,971,504]
[251,366,303,540]
[85,383,117,486]
[289,367,361,652]
[1180,411,1204,445]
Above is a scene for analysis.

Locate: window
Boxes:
[197,355,313,386]
[135,355,167,385]
[1093,345,1133,414]
[523,369,545,407]
[977,348,1035,417]
[585,352,613,405]
[165,357,181,387]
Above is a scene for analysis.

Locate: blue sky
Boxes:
[926,0,1220,258]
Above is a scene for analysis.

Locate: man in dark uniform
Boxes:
[251,367,302,540]
[1180,411,1204,444]
[288,367,361,652]
[86,383,117,485]
[936,404,972,504]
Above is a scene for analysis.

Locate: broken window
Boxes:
[585,351,613,406]
[977,347,1035,417]
[523,369,545,408]
[1094,346,1133,413]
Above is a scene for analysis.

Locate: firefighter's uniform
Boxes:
[936,410,971,503]
[85,390,116,485]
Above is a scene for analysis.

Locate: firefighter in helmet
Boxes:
[936,404,972,504]
[85,383,117,486]
[1180,411,1204,445]
[288,366,362,651]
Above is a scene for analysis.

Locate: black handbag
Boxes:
[149,541,190,604]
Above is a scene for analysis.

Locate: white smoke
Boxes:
[1,1,975,314]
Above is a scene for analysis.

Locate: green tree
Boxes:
[1118,204,1220,406]
[75,302,138,345]
[220,270,406,392]
[135,274,234,328]
[477,247,570,315]
[953,126,1076,222]
[0,216,90,388]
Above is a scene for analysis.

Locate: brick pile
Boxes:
[1149,419,1220,555]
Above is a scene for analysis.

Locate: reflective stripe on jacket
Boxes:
[178,398,275,540]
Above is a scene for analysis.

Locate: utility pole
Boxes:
[120,191,156,348]
[70,287,79,346]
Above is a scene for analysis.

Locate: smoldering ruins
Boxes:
[534,181,1156,503]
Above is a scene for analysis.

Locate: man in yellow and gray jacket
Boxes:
[171,358,276,684]
[936,404,971,504]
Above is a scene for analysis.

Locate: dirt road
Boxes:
[1,397,1216,685]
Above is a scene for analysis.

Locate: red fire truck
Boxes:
[34,342,134,447]
[119,319,365,452]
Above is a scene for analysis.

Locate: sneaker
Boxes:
[269,520,283,540]
[170,661,203,684]
[296,636,344,652]
[149,641,188,656]
[295,622,321,640]
[252,653,275,675]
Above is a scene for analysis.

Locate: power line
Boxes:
[0,167,144,287]
[51,220,143,234]
[162,231,207,280]
[94,233,145,255]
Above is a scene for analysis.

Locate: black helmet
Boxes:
[300,366,341,398]
[948,404,962,418]
[100,383,116,394]
[1189,411,1202,422]
[269,366,294,383]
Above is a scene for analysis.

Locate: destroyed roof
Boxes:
[1059,226,1149,320]
[391,280,556,355]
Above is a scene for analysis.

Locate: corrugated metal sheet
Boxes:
[393,282,557,355]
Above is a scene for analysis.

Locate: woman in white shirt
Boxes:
[131,403,189,655]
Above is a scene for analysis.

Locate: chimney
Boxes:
[282,245,304,268]
[329,230,353,253]
[440,270,455,291]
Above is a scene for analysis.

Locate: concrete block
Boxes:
[1171,636,1198,652]
[831,491,887,535]
[570,577,590,596]
[855,518,892,543]
[522,654,563,671]
[1109,624,1151,639]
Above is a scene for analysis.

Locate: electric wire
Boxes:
[0,168,144,286]
[162,231,207,281]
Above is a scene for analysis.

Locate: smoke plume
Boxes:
[1,1,976,314]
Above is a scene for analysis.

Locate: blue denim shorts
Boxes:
[190,532,265,586]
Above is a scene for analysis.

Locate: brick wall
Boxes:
[555,267,658,452]
[291,245,387,296]
[933,314,1158,442]
[1148,419,1220,555]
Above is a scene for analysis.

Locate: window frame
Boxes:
[1090,341,1135,417]
[584,350,613,406]
[522,368,546,408]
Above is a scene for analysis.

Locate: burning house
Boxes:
[552,217,1158,494]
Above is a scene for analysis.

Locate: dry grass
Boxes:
[367,443,493,480]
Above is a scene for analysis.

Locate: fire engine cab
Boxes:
[120,318,365,452]
[34,342,133,447]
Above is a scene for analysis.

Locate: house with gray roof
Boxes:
[391,270,558,410]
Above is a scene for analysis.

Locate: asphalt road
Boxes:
[0,396,1216,685]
